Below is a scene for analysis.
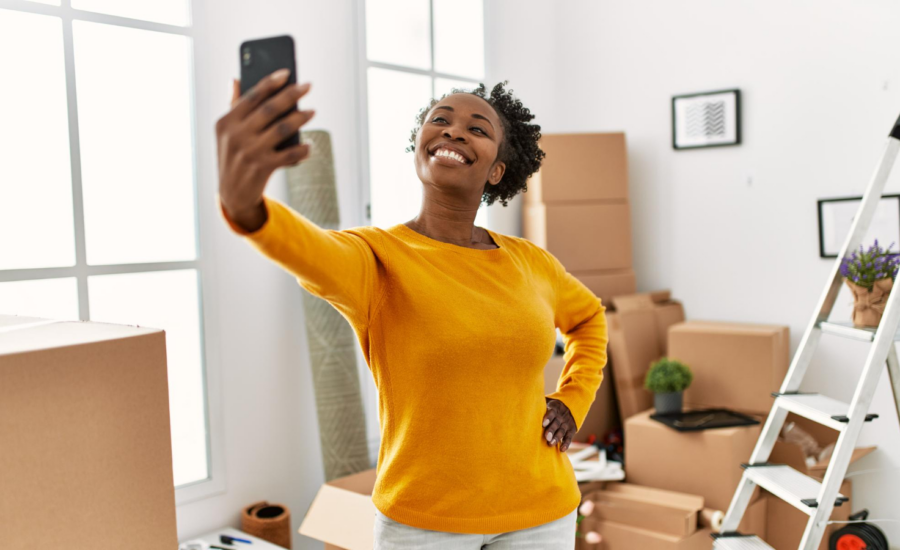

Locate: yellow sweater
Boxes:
[218,193,609,534]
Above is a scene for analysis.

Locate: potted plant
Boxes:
[840,239,900,327]
[644,357,693,414]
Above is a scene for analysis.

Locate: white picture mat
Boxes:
[821,197,900,257]
[674,91,738,148]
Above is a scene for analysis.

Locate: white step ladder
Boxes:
[713,114,900,550]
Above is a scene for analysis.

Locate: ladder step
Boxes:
[818,320,900,342]
[774,393,851,431]
[712,534,774,550]
[742,464,847,512]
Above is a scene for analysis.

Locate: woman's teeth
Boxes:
[434,148,468,164]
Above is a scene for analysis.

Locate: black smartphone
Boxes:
[239,34,301,151]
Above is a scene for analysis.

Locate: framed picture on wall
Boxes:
[672,89,741,150]
[818,194,900,258]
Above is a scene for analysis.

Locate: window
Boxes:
[359,0,487,229]
[0,0,222,503]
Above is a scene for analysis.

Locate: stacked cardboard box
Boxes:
[606,291,686,420]
[522,133,636,307]
[575,483,766,550]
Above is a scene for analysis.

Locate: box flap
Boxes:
[298,484,376,550]
[612,293,656,312]
[0,318,161,357]
[603,483,704,511]
[325,468,377,494]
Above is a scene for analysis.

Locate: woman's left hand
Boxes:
[542,398,576,452]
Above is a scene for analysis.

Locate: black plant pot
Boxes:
[654,391,683,414]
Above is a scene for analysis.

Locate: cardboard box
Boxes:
[546,353,620,441]
[298,468,377,550]
[523,201,633,272]
[606,292,686,420]
[578,520,715,550]
[770,413,876,480]
[739,496,768,539]
[524,132,629,203]
[0,315,177,550]
[763,480,851,550]
[624,409,762,511]
[572,268,637,308]
[668,321,790,415]
[585,483,704,537]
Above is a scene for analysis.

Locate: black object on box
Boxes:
[650,408,761,432]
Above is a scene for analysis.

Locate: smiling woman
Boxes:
[215,73,608,549]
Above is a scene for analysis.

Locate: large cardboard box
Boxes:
[572,268,637,309]
[668,321,790,415]
[523,132,629,203]
[299,468,377,550]
[0,315,177,550]
[624,409,762,511]
[545,353,620,441]
[763,479,852,550]
[523,202,633,272]
[586,483,704,537]
[770,413,876,480]
[606,292,686,420]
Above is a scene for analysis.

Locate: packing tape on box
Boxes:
[699,508,725,532]
[242,501,291,549]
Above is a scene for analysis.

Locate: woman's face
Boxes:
[414,93,506,199]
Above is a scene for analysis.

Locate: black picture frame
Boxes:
[672,89,741,150]
[817,194,900,258]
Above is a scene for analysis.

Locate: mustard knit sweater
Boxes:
[218,193,609,534]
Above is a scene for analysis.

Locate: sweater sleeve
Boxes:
[216,193,385,327]
[544,253,609,432]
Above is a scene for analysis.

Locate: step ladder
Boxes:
[712,113,900,550]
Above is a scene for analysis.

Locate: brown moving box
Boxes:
[523,201,633,272]
[763,480,852,550]
[624,409,762,511]
[668,321,790,415]
[572,268,637,308]
[523,132,629,203]
[771,413,876,480]
[299,468,377,549]
[578,521,715,550]
[606,292,686,420]
[585,483,704,537]
[545,354,620,441]
[0,315,177,550]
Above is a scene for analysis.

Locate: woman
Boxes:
[216,69,608,549]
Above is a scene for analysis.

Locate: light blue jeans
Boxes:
[373,508,578,549]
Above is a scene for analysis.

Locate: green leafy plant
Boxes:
[644,357,693,394]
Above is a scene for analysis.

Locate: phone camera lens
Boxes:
[242,49,251,65]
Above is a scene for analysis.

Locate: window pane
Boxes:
[367,68,432,229]
[433,0,484,79]
[88,269,207,487]
[0,10,75,271]
[365,0,430,69]
[73,21,197,266]
[434,78,479,99]
[0,278,79,321]
[72,0,191,27]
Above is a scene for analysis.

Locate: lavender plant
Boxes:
[840,239,900,290]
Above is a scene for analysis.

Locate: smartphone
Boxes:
[239,34,301,151]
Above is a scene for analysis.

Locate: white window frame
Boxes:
[0,0,226,505]
[352,0,488,464]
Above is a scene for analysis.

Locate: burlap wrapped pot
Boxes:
[845,277,893,328]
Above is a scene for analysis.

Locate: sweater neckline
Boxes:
[392,223,506,258]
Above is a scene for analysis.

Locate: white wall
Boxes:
[181,0,367,548]
[488,0,900,541]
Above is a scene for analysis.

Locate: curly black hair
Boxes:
[406,81,545,207]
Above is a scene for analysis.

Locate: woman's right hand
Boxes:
[215,68,315,231]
